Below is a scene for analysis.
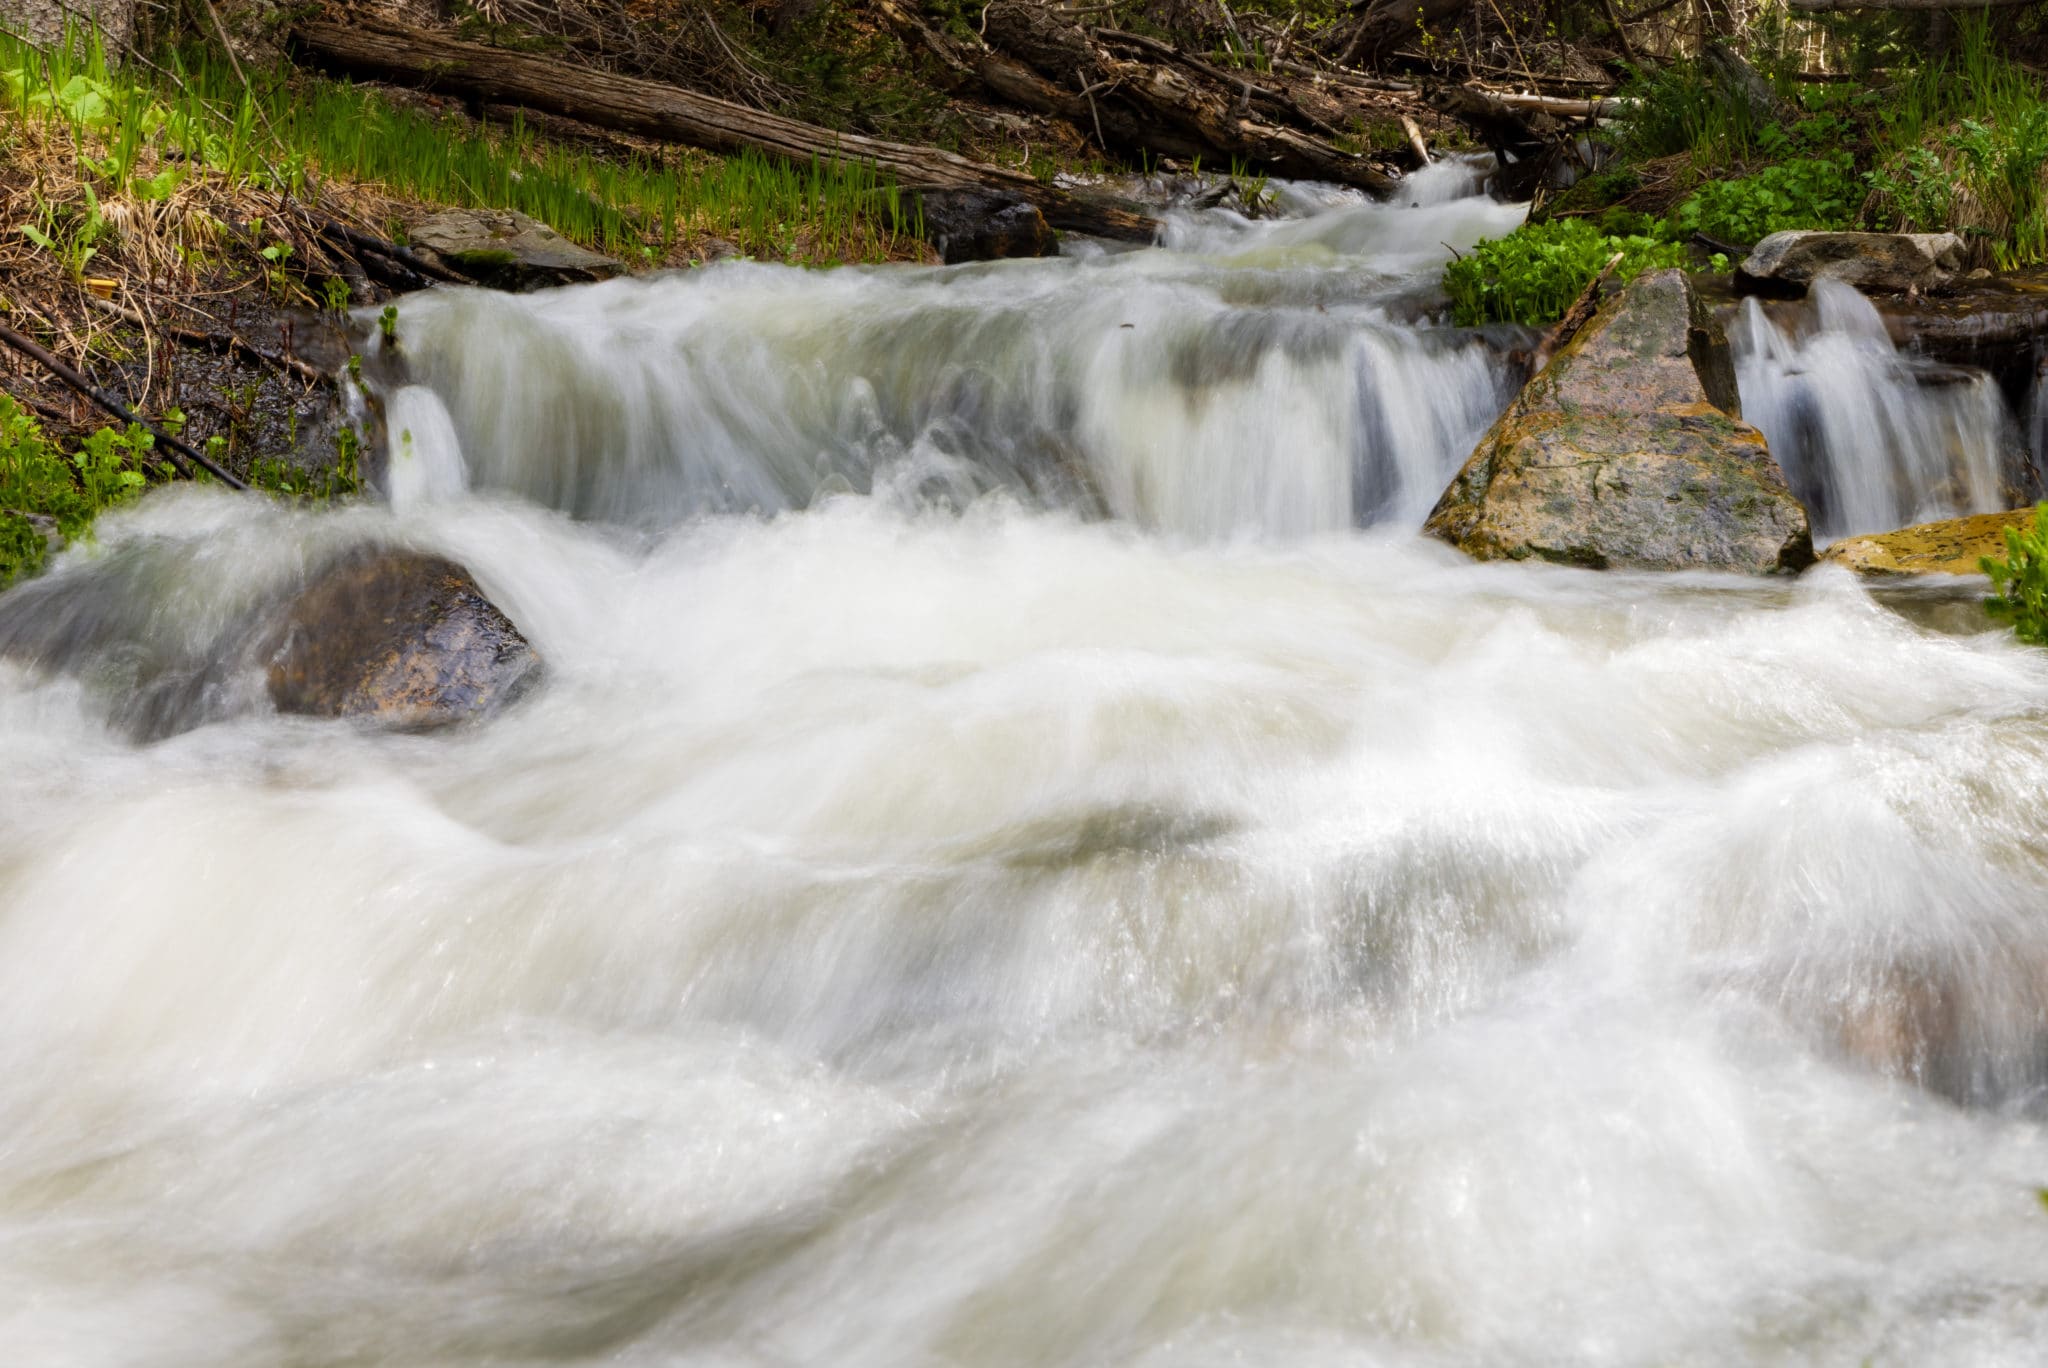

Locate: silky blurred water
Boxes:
[1732,280,2017,543]
[3,177,2047,1368]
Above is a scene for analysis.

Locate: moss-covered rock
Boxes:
[1425,269,1813,573]
[407,208,622,289]
[1818,508,2036,576]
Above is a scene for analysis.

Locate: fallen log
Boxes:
[1475,88,1633,117]
[980,1,1398,194]
[1091,28,1346,140]
[875,0,1178,155]
[289,14,1158,243]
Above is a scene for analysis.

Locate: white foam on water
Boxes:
[1734,279,2015,542]
[3,179,2047,1367]
[382,383,471,511]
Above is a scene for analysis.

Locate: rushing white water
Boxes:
[382,384,469,512]
[384,186,1524,536]
[1733,279,2017,542]
[4,178,2048,1367]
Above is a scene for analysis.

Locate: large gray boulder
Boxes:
[407,209,624,290]
[1425,269,1814,573]
[266,548,542,729]
[1739,231,1965,295]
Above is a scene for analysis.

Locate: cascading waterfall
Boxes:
[1732,278,2017,541]
[4,171,2048,1368]
[382,184,1526,537]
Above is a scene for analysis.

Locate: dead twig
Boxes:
[0,319,250,488]
[317,221,470,287]
[85,297,327,384]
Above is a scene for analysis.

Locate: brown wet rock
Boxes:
[1425,269,1813,573]
[266,548,542,728]
[1818,509,2037,576]
[1817,949,2048,1107]
[919,189,1057,265]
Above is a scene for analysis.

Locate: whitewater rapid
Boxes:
[2,172,2047,1366]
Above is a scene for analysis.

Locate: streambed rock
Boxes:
[1424,269,1814,573]
[919,189,1056,264]
[407,208,623,289]
[1739,231,1965,296]
[1819,509,2038,576]
[1809,947,2048,1108]
[266,548,541,729]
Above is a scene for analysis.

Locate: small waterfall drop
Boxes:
[1732,279,2014,542]
[382,384,469,511]
[377,178,1526,538]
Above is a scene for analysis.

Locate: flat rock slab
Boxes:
[1739,231,1965,295]
[1819,508,2037,576]
[1425,269,1813,574]
[408,208,622,289]
[266,548,542,728]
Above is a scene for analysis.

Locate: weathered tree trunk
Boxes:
[0,0,135,51]
[977,1,1399,194]
[289,13,1159,242]
[1701,41,1785,124]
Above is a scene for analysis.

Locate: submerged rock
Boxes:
[1739,231,1965,295]
[1818,508,2036,575]
[1424,269,1813,573]
[407,208,623,289]
[918,189,1056,264]
[266,549,541,729]
[1814,948,2048,1108]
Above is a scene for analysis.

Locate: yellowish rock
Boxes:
[1818,509,2039,576]
[1424,269,1814,574]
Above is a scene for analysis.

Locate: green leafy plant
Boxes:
[0,393,161,589]
[1671,154,1859,246]
[18,184,108,282]
[1868,146,1956,232]
[259,239,295,301]
[1444,219,1687,327]
[1983,504,2048,644]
